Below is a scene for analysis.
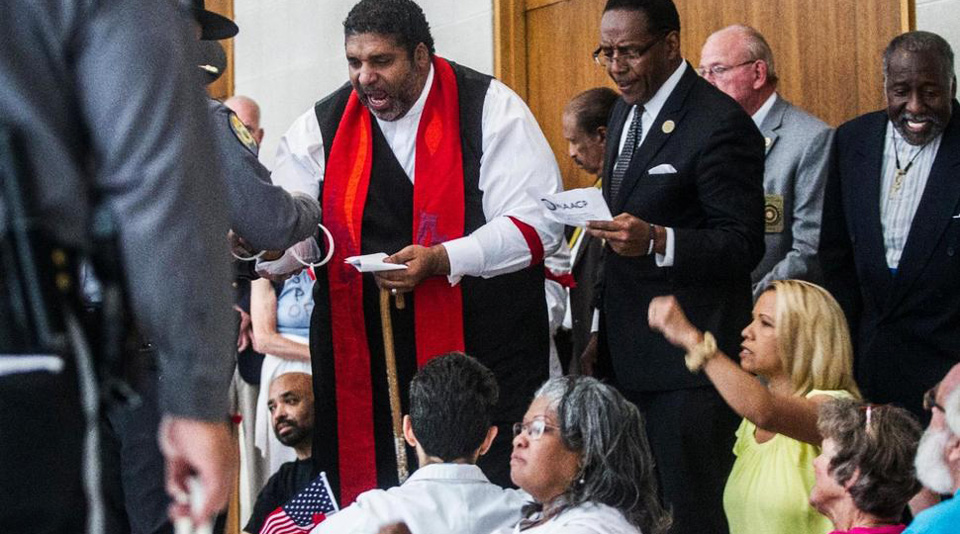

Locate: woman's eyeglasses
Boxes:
[512,418,560,440]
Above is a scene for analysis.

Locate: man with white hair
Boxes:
[904,364,960,533]
[699,24,832,298]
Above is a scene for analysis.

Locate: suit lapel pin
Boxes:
[765,137,772,148]
[662,120,675,134]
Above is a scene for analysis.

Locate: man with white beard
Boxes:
[904,364,960,534]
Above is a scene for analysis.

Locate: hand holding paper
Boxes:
[536,187,613,227]
[373,244,451,294]
[345,253,409,272]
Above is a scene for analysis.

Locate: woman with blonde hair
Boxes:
[648,279,861,534]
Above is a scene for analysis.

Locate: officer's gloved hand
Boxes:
[227,230,257,260]
[254,237,320,281]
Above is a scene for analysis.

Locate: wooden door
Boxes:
[205,0,235,101]
[495,0,915,191]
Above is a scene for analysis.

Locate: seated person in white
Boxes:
[494,376,671,534]
[312,353,526,534]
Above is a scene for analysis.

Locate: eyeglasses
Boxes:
[696,60,758,79]
[593,36,664,67]
[512,418,560,440]
[923,382,944,413]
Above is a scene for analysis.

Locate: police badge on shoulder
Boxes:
[229,113,259,154]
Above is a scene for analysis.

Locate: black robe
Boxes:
[310,62,548,502]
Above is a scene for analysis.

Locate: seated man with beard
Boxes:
[244,372,316,534]
[904,363,960,534]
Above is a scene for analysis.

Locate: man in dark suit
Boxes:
[820,31,959,421]
[557,87,618,374]
[585,1,765,533]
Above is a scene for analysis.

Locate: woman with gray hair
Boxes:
[502,376,670,534]
[810,399,922,534]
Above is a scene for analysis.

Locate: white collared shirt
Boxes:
[613,60,688,267]
[271,64,563,283]
[616,61,688,154]
[751,92,778,128]
[312,463,528,534]
[490,502,641,534]
[879,121,942,269]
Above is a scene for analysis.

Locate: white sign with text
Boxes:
[536,187,613,227]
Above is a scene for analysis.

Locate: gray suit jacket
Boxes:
[752,96,833,298]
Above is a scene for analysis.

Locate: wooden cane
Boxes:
[379,288,409,483]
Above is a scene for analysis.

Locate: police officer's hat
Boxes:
[182,0,239,41]
[198,40,227,84]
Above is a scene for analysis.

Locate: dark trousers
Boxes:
[623,386,739,534]
[101,358,228,534]
[101,360,173,534]
[0,362,87,533]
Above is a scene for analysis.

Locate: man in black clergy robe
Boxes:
[585,1,765,533]
[270,0,563,504]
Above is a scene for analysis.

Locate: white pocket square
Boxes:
[648,164,677,175]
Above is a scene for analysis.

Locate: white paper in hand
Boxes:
[345,252,409,272]
[537,187,613,227]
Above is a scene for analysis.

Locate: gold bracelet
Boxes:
[684,331,717,372]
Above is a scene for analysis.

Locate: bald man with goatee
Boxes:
[244,372,316,534]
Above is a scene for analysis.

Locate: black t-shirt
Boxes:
[244,457,315,534]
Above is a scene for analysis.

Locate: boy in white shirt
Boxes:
[313,353,527,534]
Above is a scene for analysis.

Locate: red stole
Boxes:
[321,56,467,503]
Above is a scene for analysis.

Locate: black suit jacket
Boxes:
[820,101,960,417]
[600,64,766,392]
[569,227,603,360]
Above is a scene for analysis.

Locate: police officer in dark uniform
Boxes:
[1,1,238,533]
[95,3,324,534]
[188,1,321,254]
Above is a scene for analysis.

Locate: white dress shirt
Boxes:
[271,64,563,284]
[312,463,527,534]
[490,502,641,534]
[544,240,572,376]
[879,121,942,269]
[751,92,778,128]
[613,60,688,267]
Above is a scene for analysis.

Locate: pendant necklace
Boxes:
[890,135,929,198]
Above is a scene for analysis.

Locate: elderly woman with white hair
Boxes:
[810,399,922,533]
[502,375,670,534]
[649,280,861,534]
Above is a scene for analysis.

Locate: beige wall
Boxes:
[233,1,960,169]
[232,0,494,168]
[917,0,960,82]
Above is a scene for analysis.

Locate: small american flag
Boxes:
[260,471,339,534]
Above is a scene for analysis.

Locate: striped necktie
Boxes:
[609,105,643,201]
